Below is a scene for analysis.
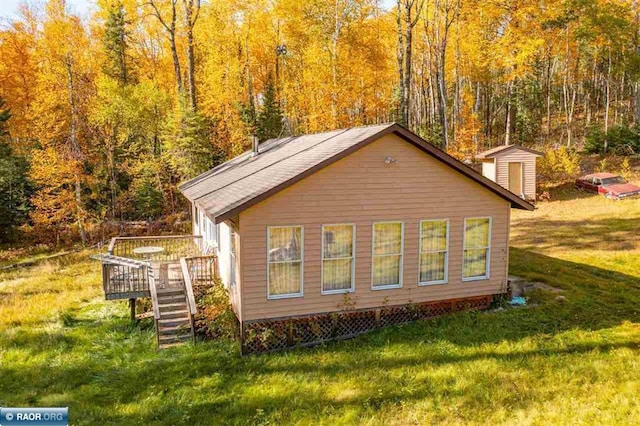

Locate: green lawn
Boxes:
[1,191,640,425]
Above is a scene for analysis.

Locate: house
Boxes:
[476,145,543,201]
[179,123,533,353]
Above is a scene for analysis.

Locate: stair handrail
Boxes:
[180,257,198,315]
[147,262,160,320]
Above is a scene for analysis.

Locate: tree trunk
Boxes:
[330,1,347,127]
[396,0,405,125]
[604,49,611,137]
[65,55,86,246]
[108,142,117,219]
[504,80,512,145]
[169,31,182,94]
[636,82,640,126]
[149,0,183,95]
[404,0,413,128]
[473,81,480,150]
[183,0,200,110]
[452,19,461,145]
[635,0,640,125]
[437,56,448,148]
[545,53,552,140]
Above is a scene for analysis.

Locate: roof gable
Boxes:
[476,144,544,159]
[180,123,534,223]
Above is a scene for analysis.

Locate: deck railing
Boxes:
[107,235,203,262]
[101,235,217,300]
[182,255,218,287]
[96,255,151,300]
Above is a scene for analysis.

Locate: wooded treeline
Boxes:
[1,0,639,244]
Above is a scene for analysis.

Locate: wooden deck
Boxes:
[96,235,218,348]
[101,235,216,299]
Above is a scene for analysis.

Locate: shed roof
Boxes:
[476,144,544,159]
[179,123,534,223]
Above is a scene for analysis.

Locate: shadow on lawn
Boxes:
[512,216,639,252]
[2,249,640,424]
[544,182,600,201]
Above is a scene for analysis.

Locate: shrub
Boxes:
[619,157,632,179]
[584,124,640,155]
[193,278,237,340]
[596,157,609,173]
[538,146,581,186]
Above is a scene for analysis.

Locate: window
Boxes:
[210,220,218,246]
[267,226,303,298]
[322,224,355,294]
[199,211,206,238]
[372,222,403,289]
[230,228,237,287]
[201,217,217,250]
[602,176,627,186]
[216,223,221,253]
[419,220,449,285]
[463,217,491,280]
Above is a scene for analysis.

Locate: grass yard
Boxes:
[1,190,640,425]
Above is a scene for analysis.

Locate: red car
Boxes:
[575,172,640,200]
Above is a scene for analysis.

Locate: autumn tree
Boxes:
[29,0,93,244]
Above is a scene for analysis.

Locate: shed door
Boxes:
[508,162,523,195]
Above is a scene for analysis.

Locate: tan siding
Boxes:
[239,134,511,321]
[494,149,538,200]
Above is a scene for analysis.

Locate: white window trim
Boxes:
[462,217,492,282]
[229,228,237,287]
[371,221,404,290]
[267,225,304,300]
[321,223,356,295]
[418,219,449,286]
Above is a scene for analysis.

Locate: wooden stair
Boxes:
[155,287,195,348]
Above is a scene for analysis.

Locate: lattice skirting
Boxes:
[241,294,496,354]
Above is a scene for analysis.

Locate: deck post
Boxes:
[129,298,136,321]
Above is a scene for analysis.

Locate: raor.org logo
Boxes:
[0,407,68,426]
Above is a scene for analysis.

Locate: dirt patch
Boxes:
[509,275,564,297]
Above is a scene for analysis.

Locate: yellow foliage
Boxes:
[619,157,632,179]
[29,147,83,228]
[596,158,609,173]
[450,91,481,161]
[538,147,581,186]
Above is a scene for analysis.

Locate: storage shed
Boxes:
[476,145,543,201]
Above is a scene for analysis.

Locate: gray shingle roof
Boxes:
[180,123,533,223]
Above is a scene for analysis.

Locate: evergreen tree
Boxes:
[238,100,257,134]
[163,99,225,180]
[0,99,9,127]
[256,76,284,141]
[103,1,132,85]
[0,98,32,242]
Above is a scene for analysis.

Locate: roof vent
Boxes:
[251,135,259,157]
